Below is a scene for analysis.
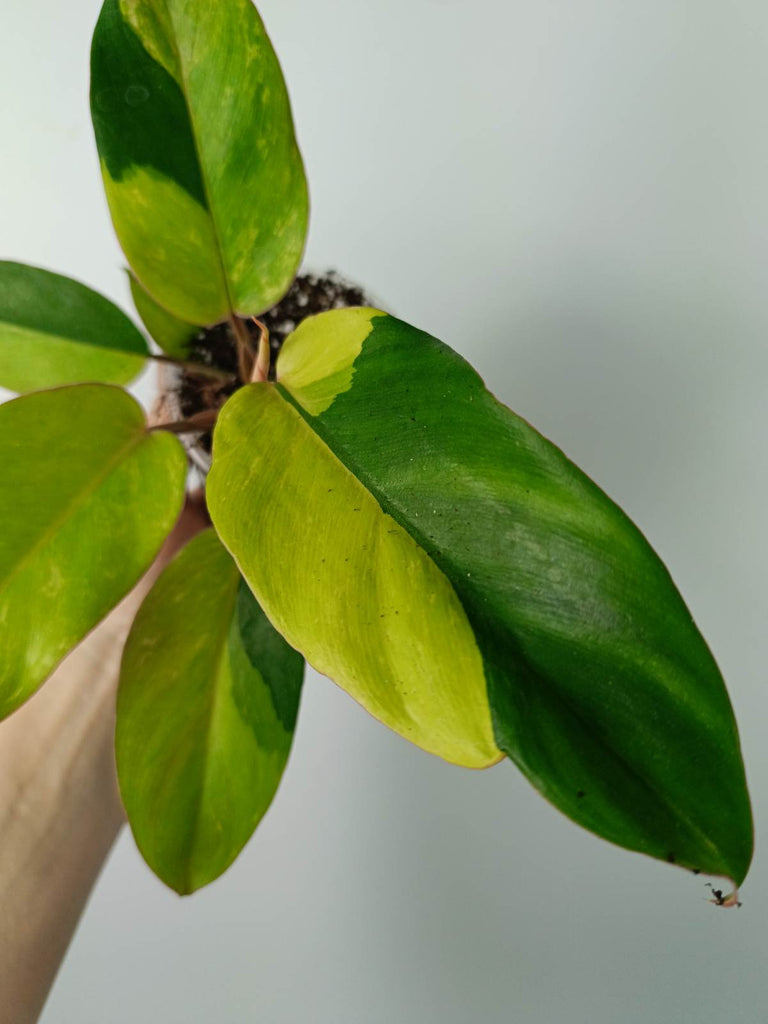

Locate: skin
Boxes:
[0,493,208,1024]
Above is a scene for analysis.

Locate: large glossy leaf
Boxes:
[0,262,147,392]
[90,0,309,325]
[0,384,186,718]
[208,379,499,768]
[128,272,200,359]
[208,307,753,888]
[117,528,304,893]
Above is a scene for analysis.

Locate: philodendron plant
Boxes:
[0,0,753,902]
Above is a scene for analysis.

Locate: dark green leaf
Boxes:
[209,308,753,888]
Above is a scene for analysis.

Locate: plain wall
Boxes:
[2,1,767,1021]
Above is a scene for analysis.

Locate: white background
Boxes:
[2,1,768,1021]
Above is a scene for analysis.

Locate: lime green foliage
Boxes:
[0,262,147,392]
[208,308,753,885]
[129,272,199,358]
[90,0,309,325]
[105,168,226,324]
[118,530,303,893]
[278,306,378,415]
[208,385,500,768]
[0,385,186,719]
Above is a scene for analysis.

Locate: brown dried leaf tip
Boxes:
[705,883,742,908]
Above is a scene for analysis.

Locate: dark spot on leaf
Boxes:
[706,884,726,906]
[576,790,585,799]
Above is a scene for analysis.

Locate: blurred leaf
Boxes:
[117,529,304,893]
[128,271,199,358]
[208,307,753,887]
[0,384,186,718]
[90,0,308,325]
[0,262,147,392]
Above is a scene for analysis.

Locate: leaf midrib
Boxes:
[157,0,235,320]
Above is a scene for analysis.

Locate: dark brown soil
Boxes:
[176,271,371,453]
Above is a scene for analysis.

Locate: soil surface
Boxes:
[175,271,370,454]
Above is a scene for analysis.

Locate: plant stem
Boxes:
[148,352,234,381]
[229,315,255,384]
[149,409,218,435]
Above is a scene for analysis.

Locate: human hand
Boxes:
[0,489,209,1024]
